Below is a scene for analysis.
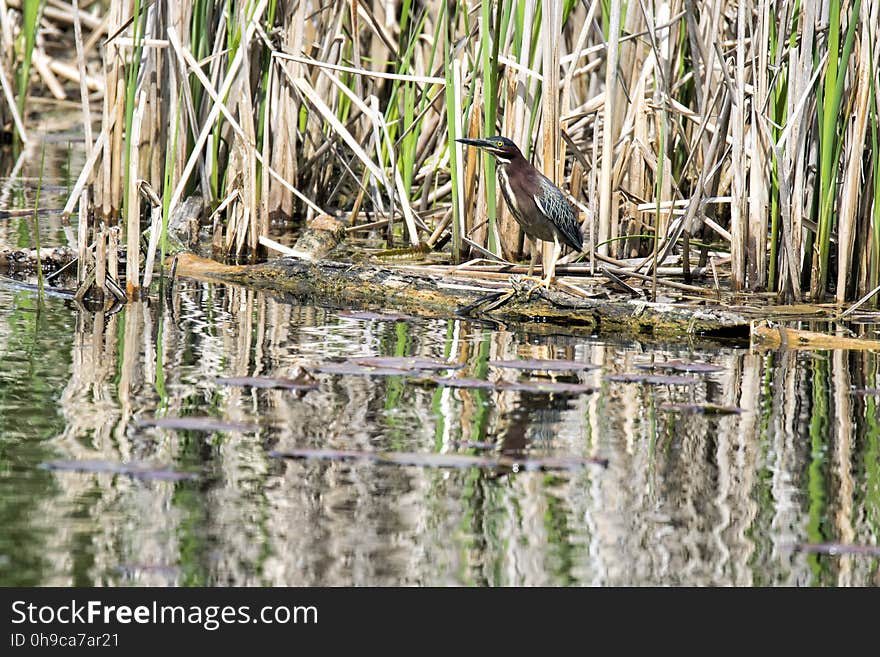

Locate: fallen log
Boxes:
[172,252,752,342]
[0,245,76,273]
[751,322,880,350]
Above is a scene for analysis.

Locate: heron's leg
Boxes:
[540,235,562,288]
[528,238,539,277]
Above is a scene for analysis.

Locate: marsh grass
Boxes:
[1,0,879,308]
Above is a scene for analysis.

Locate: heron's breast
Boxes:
[496,166,555,241]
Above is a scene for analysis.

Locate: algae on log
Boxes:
[173,253,751,341]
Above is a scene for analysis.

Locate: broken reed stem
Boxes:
[597,0,622,258]
[126,89,145,298]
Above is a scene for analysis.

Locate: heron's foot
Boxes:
[509,274,552,300]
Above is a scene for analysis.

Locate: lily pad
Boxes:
[41,459,197,481]
[137,416,259,432]
[213,376,319,390]
[488,359,599,371]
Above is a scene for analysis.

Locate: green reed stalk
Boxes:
[15,0,41,130]
[478,0,504,255]
[444,1,461,260]
[254,0,278,200]
[816,0,861,299]
[767,3,801,291]
[394,4,427,192]
[766,14,782,290]
[121,0,145,229]
[870,44,880,303]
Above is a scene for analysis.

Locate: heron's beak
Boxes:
[455,137,495,149]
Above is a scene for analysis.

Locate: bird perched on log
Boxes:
[457,136,582,289]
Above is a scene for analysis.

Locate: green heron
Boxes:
[457,136,582,288]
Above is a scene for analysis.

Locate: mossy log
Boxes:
[173,252,752,342]
[0,245,76,273]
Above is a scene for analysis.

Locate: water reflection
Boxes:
[0,281,878,586]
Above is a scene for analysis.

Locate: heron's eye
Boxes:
[495,141,503,148]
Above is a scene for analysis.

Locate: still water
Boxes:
[1,129,878,587]
[0,282,878,586]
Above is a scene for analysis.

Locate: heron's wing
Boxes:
[533,179,583,251]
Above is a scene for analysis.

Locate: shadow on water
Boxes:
[0,278,877,586]
[1,129,878,587]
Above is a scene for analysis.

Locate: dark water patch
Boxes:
[40,459,198,481]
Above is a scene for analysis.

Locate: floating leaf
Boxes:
[352,356,463,371]
[636,360,724,373]
[269,448,608,471]
[41,459,197,481]
[604,373,698,385]
[488,359,599,371]
[659,403,744,415]
[213,376,319,390]
[137,416,259,432]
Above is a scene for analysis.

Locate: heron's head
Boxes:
[456,136,522,163]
